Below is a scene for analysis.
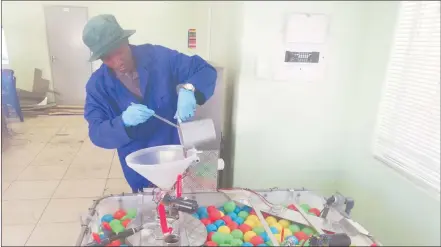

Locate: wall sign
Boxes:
[188,29,196,49]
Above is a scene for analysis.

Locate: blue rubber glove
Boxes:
[122,103,155,127]
[175,88,197,122]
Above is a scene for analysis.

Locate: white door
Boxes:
[44,6,91,106]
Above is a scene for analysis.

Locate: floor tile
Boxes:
[29,142,81,166]
[108,157,124,179]
[3,181,60,200]
[103,178,132,195]
[1,164,28,182]
[2,181,11,192]
[63,164,111,179]
[1,224,36,246]
[39,198,94,223]
[26,222,81,246]
[70,147,115,167]
[17,165,69,181]
[1,199,50,225]
[53,179,106,198]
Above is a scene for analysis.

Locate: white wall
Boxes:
[232,1,365,192]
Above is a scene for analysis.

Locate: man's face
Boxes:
[102,41,134,73]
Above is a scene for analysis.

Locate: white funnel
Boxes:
[125,145,199,190]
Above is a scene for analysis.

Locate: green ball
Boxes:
[253,226,265,235]
[220,244,231,247]
[302,227,314,235]
[238,211,249,219]
[224,201,236,213]
[224,234,234,244]
[299,204,310,212]
[288,224,301,233]
[212,232,226,244]
[231,239,243,246]
[126,208,137,219]
[231,229,244,240]
[265,240,273,246]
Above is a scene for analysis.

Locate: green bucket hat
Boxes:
[82,14,135,61]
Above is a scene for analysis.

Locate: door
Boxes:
[44,6,91,106]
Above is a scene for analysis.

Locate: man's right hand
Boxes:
[122,103,155,127]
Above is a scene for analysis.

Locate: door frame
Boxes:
[43,5,92,105]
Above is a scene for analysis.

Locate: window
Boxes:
[373,1,440,194]
[2,27,9,64]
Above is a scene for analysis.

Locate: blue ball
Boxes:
[218,206,225,213]
[242,242,253,247]
[192,213,200,219]
[260,232,269,242]
[99,233,106,239]
[214,219,225,228]
[258,244,268,247]
[286,236,299,245]
[242,205,252,213]
[227,212,238,220]
[101,214,113,223]
[270,226,279,234]
[199,211,209,219]
[234,206,241,214]
[206,224,217,232]
[197,207,208,216]
[234,217,244,225]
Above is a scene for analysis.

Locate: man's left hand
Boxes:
[175,88,196,122]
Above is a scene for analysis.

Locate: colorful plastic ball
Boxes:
[294,231,309,241]
[224,234,234,244]
[222,216,233,224]
[227,212,238,220]
[231,229,244,240]
[113,209,126,220]
[102,222,112,231]
[212,232,225,244]
[241,243,253,247]
[231,239,243,246]
[208,206,218,213]
[246,215,259,223]
[214,219,226,228]
[201,218,212,226]
[274,233,287,243]
[101,214,114,223]
[234,207,241,214]
[227,221,239,231]
[243,231,257,242]
[270,223,283,233]
[249,210,256,216]
[260,231,269,242]
[200,212,209,219]
[208,232,215,241]
[122,219,131,228]
[278,219,290,228]
[206,241,218,246]
[192,213,200,219]
[288,224,301,233]
[308,208,321,217]
[253,226,265,236]
[257,244,267,247]
[286,236,299,245]
[198,207,208,216]
[218,206,225,212]
[126,208,137,219]
[210,211,222,222]
[224,201,236,213]
[218,225,231,234]
[265,241,273,246]
[283,228,293,237]
[238,211,249,219]
[219,244,230,247]
[220,211,225,217]
[265,216,277,225]
[299,204,311,212]
[234,217,244,225]
[243,220,256,228]
[250,235,264,246]
[242,206,252,213]
[302,227,314,236]
[238,224,252,234]
[287,204,298,211]
[99,232,106,239]
[269,226,279,234]
[206,224,218,232]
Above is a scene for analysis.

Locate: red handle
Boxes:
[158,204,171,234]
[176,174,182,198]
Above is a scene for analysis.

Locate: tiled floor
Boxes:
[2,116,131,246]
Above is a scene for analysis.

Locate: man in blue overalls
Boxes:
[82,14,217,193]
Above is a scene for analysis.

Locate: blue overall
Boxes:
[84,44,217,192]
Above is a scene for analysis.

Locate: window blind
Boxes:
[373,1,440,194]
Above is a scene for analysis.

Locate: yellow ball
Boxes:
[244,231,257,242]
[254,220,263,227]
[283,228,292,237]
[220,211,225,217]
[247,215,259,223]
[274,233,282,243]
[265,216,277,225]
[278,219,290,228]
[244,219,256,228]
[270,223,283,233]
[218,225,231,234]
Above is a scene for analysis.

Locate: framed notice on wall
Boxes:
[188,29,196,49]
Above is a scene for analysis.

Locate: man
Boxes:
[82,14,217,193]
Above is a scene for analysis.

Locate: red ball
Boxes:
[122,219,131,228]
[371,243,378,247]
[294,231,309,241]
[287,204,298,211]
[200,218,212,226]
[113,209,126,220]
[92,233,101,243]
[308,208,321,217]
[227,221,239,231]
[221,216,233,224]
[262,212,270,218]
[250,236,264,246]
[205,241,218,246]
[249,211,256,216]
[107,239,121,246]
[207,232,215,241]
[209,210,222,222]
[102,222,112,231]
[238,224,252,234]
[207,206,217,213]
